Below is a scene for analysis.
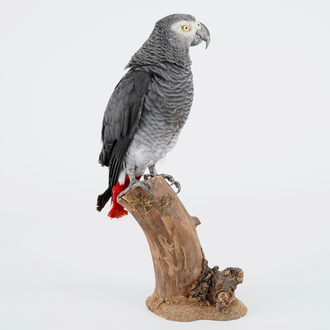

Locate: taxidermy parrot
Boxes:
[97,13,210,219]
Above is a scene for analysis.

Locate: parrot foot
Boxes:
[144,173,181,194]
[117,179,153,201]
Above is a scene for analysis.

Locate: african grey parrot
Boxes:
[97,13,210,218]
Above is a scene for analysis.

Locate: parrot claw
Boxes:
[171,180,181,194]
[117,180,153,201]
[144,172,181,194]
[158,174,181,194]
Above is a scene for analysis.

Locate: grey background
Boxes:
[1,0,329,329]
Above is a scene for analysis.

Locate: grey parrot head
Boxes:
[155,14,211,49]
[127,14,210,68]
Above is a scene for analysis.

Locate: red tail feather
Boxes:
[108,174,142,219]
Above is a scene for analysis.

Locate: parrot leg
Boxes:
[144,164,181,194]
[117,176,153,201]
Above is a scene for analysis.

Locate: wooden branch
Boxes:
[118,176,247,322]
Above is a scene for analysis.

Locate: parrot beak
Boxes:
[191,22,211,49]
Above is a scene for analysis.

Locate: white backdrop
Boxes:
[1,1,329,329]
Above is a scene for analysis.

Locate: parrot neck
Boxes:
[126,29,192,69]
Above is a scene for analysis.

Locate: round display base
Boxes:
[146,292,248,322]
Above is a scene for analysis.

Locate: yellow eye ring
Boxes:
[182,25,190,31]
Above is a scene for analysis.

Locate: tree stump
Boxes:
[118,176,247,322]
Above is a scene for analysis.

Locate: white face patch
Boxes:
[171,20,201,42]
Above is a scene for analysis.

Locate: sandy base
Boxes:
[146,292,247,322]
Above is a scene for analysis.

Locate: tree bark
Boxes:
[118,176,247,321]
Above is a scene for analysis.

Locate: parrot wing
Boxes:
[99,69,151,191]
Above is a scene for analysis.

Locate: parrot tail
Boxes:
[108,174,142,219]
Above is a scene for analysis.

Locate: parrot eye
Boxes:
[182,25,190,31]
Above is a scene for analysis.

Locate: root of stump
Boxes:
[191,258,244,310]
